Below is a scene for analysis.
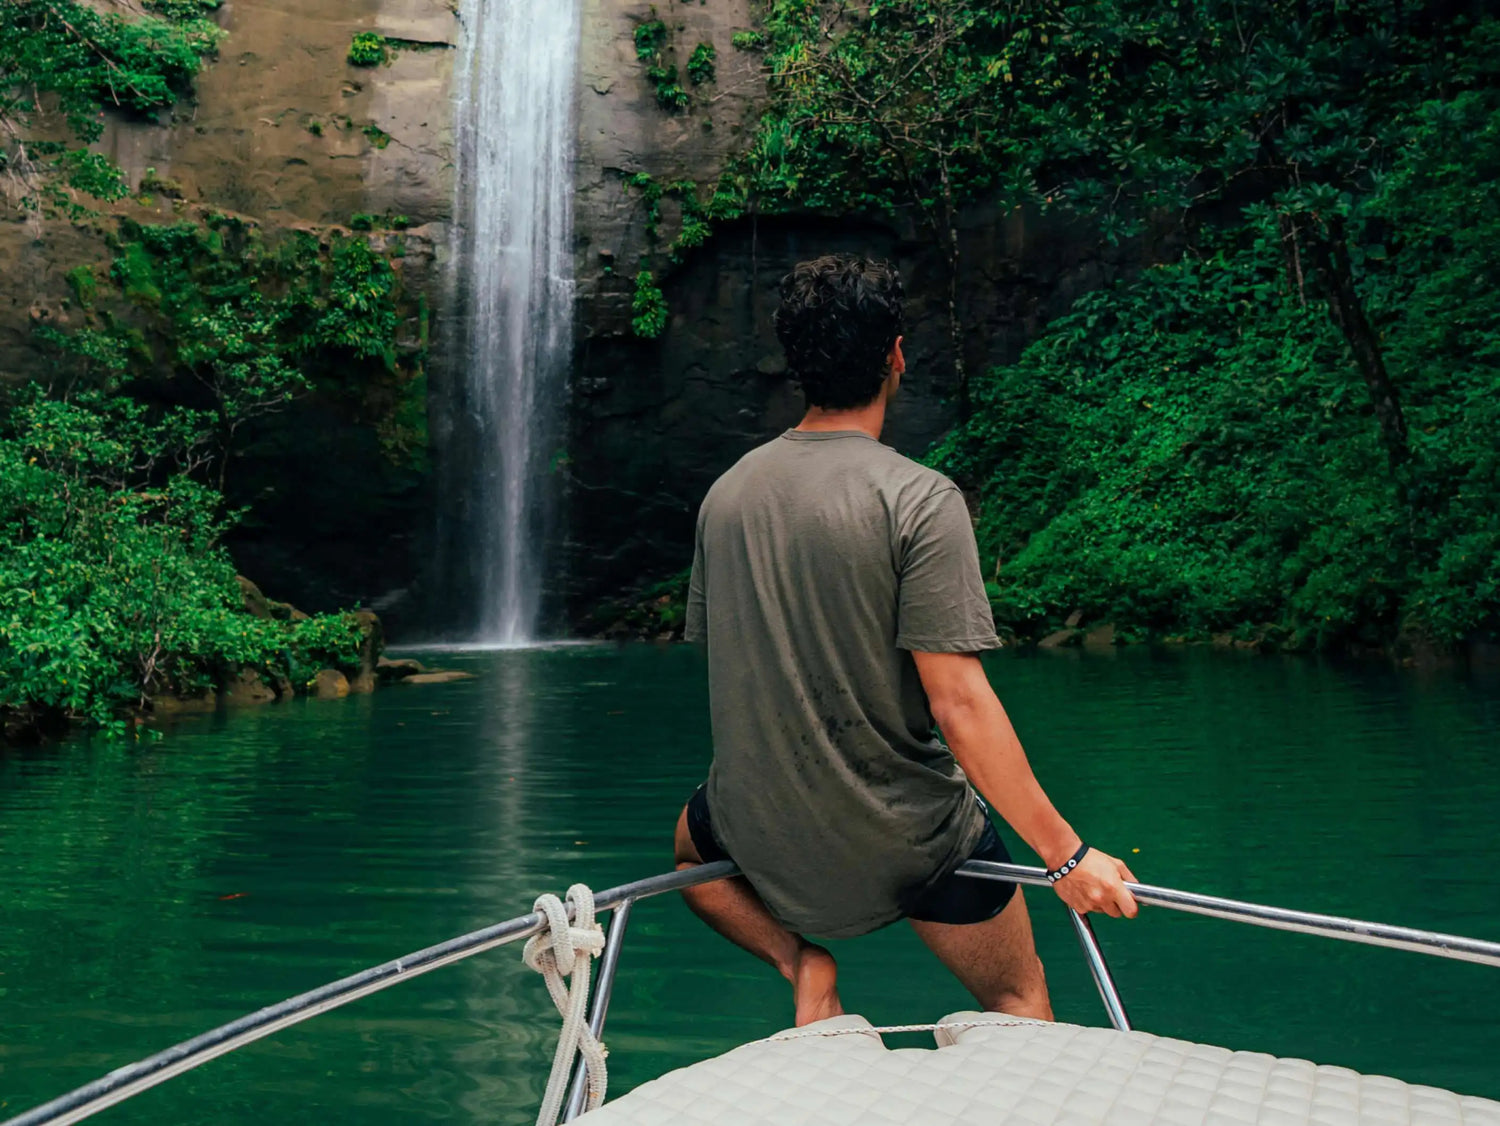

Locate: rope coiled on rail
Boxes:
[523,884,608,1124]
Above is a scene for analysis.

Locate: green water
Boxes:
[2,646,1498,1123]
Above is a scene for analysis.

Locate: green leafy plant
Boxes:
[633,19,668,60]
[731,30,764,51]
[665,180,712,261]
[625,172,664,239]
[361,122,391,149]
[630,271,668,339]
[646,64,690,111]
[586,568,692,638]
[349,211,409,232]
[633,17,691,110]
[686,42,716,85]
[347,31,386,67]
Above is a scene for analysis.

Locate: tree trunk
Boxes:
[1277,212,1307,306]
[1312,216,1409,470]
[937,175,969,419]
[947,230,969,419]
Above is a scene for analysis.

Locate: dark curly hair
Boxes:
[773,255,905,410]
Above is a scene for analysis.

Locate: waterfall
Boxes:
[444,0,580,645]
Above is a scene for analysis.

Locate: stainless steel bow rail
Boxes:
[7,861,1499,1126]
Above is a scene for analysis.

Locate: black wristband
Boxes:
[1047,844,1091,884]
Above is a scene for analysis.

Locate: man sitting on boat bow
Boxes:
[676,254,1138,1026]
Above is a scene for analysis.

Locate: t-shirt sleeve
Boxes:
[683,513,707,643]
[895,486,1001,653]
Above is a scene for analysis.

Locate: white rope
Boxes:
[522,884,608,1125]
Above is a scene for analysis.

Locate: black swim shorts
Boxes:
[684,783,1017,927]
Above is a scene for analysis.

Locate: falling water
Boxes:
[445,0,580,645]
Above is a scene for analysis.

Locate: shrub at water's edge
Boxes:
[587,570,691,641]
[2,207,423,736]
[929,91,1500,655]
[0,390,374,740]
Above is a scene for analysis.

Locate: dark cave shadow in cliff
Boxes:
[558,205,1161,629]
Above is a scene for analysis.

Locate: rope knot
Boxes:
[522,884,609,1125]
[523,885,604,979]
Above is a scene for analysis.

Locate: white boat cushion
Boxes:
[584,1012,1500,1125]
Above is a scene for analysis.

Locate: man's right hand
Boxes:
[1049,849,1139,918]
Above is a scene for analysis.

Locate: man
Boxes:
[677,254,1137,1027]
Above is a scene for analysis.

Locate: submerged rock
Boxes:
[224,670,277,706]
[1037,628,1082,650]
[1082,623,1118,648]
[312,669,350,698]
[376,656,428,680]
[152,692,218,715]
[402,671,475,685]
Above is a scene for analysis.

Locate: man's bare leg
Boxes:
[674,805,844,1026]
[909,889,1053,1020]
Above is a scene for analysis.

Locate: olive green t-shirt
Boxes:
[684,429,1001,938]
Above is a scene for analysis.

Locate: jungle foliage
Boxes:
[0,0,221,212]
[931,85,1500,649]
[47,215,415,484]
[1,0,427,734]
[0,387,365,736]
[2,214,418,734]
[625,0,1499,649]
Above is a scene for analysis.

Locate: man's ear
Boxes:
[889,336,906,378]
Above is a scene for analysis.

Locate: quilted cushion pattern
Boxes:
[585,1013,1500,1125]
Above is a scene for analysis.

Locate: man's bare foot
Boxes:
[790,943,844,1026]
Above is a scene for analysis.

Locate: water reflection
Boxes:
[1,645,1497,1126]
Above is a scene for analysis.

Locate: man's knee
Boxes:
[982,955,1052,1020]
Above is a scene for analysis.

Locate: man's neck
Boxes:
[794,396,887,441]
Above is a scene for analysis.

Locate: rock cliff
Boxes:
[5,0,1141,633]
[4,0,458,380]
[560,2,1144,619]
[2,0,459,627]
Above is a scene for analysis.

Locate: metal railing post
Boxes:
[1067,908,1131,1031]
[561,898,635,1122]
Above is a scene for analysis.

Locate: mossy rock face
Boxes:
[236,575,306,622]
[345,610,384,693]
[139,171,185,199]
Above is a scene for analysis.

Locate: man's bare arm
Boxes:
[912,650,1139,918]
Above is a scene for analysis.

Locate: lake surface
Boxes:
[2,645,1498,1123]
